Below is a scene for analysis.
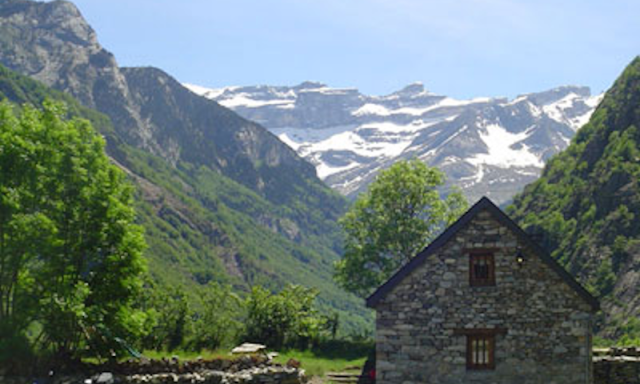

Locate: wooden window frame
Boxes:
[466,333,495,370]
[453,328,505,370]
[469,251,495,286]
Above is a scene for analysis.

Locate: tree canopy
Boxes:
[334,159,468,297]
[0,100,146,364]
[243,284,328,350]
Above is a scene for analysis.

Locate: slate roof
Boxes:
[365,196,600,311]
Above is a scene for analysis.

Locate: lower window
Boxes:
[467,334,495,370]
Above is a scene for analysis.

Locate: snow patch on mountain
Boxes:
[467,123,543,169]
[184,83,237,99]
[354,103,392,116]
[221,94,294,109]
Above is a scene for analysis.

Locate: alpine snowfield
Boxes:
[186,82,602,204]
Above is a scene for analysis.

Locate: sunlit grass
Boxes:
[82,348,232,364]
[273,349,366,377]
[140,348,231,360]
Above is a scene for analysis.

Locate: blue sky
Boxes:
[66,0,639,99]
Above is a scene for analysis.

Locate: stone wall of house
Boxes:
[375,208,595,384]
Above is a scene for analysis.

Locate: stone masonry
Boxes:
[368,198,598,384]
[0,355,306,384]
[593,347,640,384]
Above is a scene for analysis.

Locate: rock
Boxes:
[267,352,279,361]
[553,345,568,354]
[442,272,456,280]
[231,343,267,354]
[285,359,301,369]
[92,372,116,384]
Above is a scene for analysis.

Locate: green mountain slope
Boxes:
[0,62,370,332]
[0,0,324,206]
[508,57,640,340]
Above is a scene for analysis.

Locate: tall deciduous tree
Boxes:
[0,101,146,362]
[334,159,467,297]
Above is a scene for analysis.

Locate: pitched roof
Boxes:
[365,196,600,311]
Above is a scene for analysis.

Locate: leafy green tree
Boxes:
[0,101,146,362]
[243,284,325,349]
[334,159,468,297]
[138,284,191,352]
[191,282,242,351]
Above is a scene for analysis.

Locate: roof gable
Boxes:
[365,196,600,311]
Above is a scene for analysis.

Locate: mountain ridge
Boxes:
[0,0,322,200]
[187,81,602,204]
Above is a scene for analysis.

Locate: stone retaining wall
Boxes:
[594,348,640,384]
[594,357,640,384]
[0,355,306,384]
[120,366,303,384]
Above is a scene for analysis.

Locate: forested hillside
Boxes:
[0,62,370,333]
[509,57,640,341]
[0,0,375,333]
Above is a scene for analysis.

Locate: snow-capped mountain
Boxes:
[185,82,602,204]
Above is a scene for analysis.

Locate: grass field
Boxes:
[274,349,367,377]
[140,349,230,360]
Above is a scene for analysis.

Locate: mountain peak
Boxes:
[516,85,592,106]
[0,0,108,108]
[295,81,327,90]
[0,0,86,26]
[393,81,427,96]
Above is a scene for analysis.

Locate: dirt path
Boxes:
[307,376,326,384]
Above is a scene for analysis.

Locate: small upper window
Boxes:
[469,252,495,286]
[467,333,495,370]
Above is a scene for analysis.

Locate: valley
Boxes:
[0,1,639,382]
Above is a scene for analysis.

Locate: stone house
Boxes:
[366,197,599,384]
